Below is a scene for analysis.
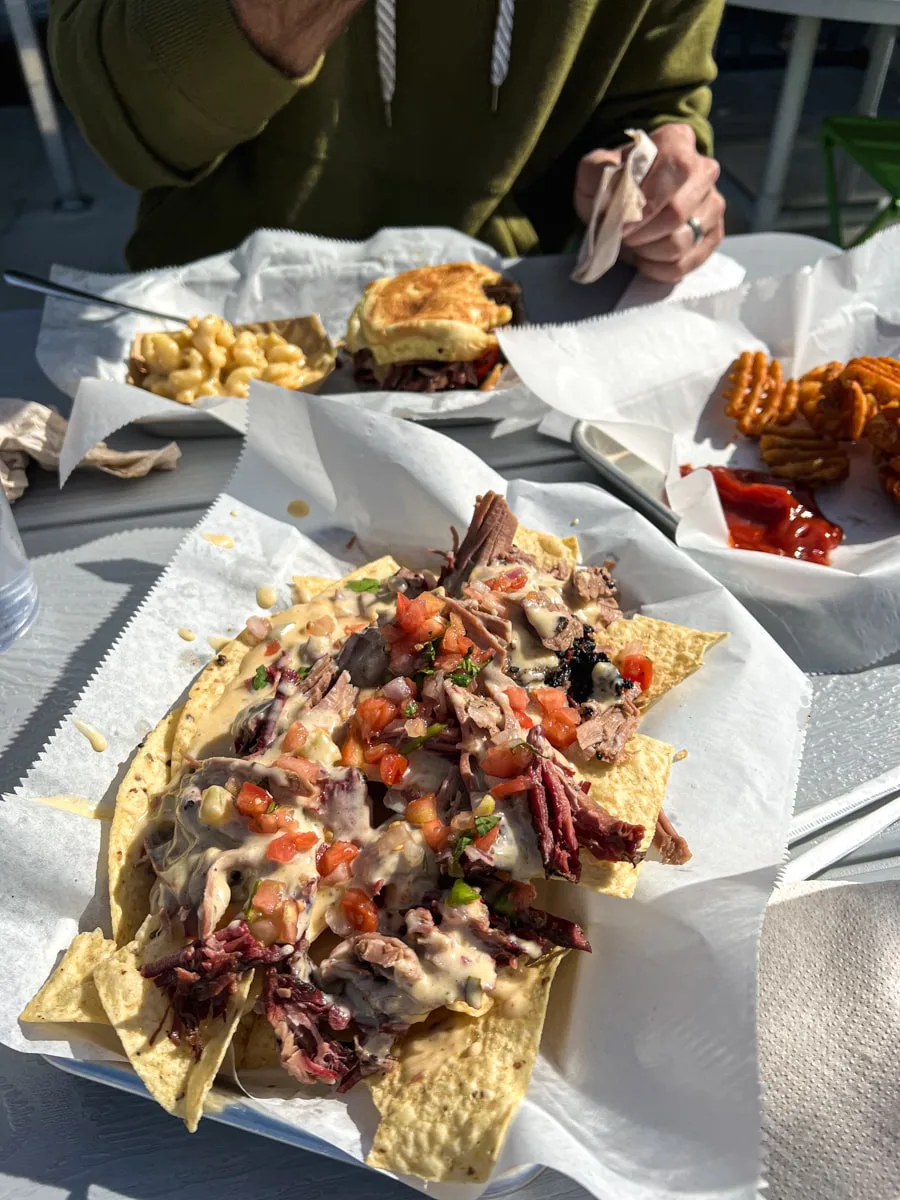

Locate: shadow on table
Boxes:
[0,556,167,793]
[0,1045,429,1200]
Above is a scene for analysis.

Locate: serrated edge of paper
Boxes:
[2,526,188,796]
[8,502,233,803]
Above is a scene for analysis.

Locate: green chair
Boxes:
[821,115,900,249]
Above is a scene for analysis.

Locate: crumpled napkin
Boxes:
[760,879,900,1200]
[571,129,658,284]
[0,399,180,501]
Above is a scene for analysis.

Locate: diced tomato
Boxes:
[406,795,437,826]
[441,612,474,657]
[236,782,273,817]
[543,714,580,750]
[339,728,366,769]
[421,818,450,852]
[317,840,360,877]
[341,888,379,933]
[505,686,529,712]
[485,567,528,593]
[364,741,391,764]
[391,592,446,643]
[490,774,532,799]
[473,823,501,852]
[473,344,501,383]
[534,686,569,712]
[249,811,279,834]
[619,652,654,693]
[481,743,532,778]
[517,713,534,729]
[263,640,281,657]
[356,696,398,740]
[379,751,408,787]
[283,721,308,753]
[252,880,285,915]
[274,754,321,784]
[266,830,317,863]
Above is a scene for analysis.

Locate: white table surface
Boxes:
[2,235,898,1200]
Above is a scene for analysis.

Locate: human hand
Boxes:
[574,124,725,283]
[621,123,725,282]
[231,0,366,76]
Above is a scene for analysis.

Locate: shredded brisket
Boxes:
[336,626,390,688]
[140,920,290,1059]
[570,563,620,627]
[262,965,364,1090]
[524,731,645,874]
[353,350,480,392]
[575,693,641,764]
[439,492,518,595]
[653,809,692,865]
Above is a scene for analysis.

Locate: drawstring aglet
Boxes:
[492,85,499,113]
[384,101,393,128]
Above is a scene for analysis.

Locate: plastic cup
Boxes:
[0,490,38,651]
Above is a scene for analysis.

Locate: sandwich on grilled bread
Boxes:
[346,261,523,392]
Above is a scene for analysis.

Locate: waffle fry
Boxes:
[801,373,878,442]
[866,403,900,457]
[841,356,900,408]
[724,351,799,436]
[874,450,900,504]
[759,426,850,485]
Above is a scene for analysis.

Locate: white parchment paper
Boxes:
[1,389,809,1200]
[499,225,900,673]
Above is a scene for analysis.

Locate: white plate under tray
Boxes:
[45,1055,542,1196]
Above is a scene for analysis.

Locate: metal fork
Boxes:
[2,269,187,323]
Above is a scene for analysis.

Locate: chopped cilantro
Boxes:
[474,813,500,839]
[399,722,447,755]
[296,665,311,680]
[447,879,480,906]
[448,649,489,688]
[403,700,417,718]
[452,831,474,865]
[346,578,381,593]
[266,801,277,813]
[252,665,268,690]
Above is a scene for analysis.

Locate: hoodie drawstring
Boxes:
[374,0,515,125]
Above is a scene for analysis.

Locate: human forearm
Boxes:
[231,0,366,76]
[48,0,333,191]
[588,0,724,155]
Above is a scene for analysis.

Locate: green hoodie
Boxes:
[49,0,723,270]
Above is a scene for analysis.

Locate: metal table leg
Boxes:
[3,0,90,212]
[751,14,821,232]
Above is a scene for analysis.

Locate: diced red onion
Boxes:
[383,676,413,704]
[404,718,427,739]
[245,615,272,643]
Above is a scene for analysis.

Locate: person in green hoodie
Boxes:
[48,0,726,281]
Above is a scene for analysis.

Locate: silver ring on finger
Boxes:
[686,216,704,245]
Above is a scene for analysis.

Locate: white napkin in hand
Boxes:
[571,129,658,284]
[760,880,900,1200]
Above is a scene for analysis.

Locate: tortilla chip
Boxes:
[572,734,674,899]
[367,954,562,1183]
[513,525,580,575]
[93,917,253,1132]
[290,556,400,607]
[169,639,250,779]
[20,929,116,1025]
[600,614,726,707]
[236,1010,282,1072]
[291,575,336,604]
[108,708,182,946]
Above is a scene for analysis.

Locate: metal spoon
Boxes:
[2,269,187,323]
